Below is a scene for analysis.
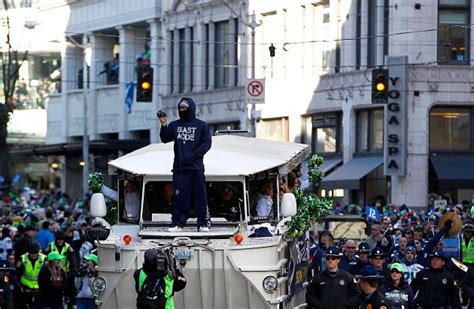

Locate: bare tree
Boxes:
[0,0,28,183]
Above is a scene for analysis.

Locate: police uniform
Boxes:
[306,247,362,309]
[369,247,390,279]
[353,242,371,276]
[411,251,461,308]
[16,242,45,308]
[357,265,390,309]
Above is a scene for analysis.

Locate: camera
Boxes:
[157,110,167,118]
[156,250,168,272]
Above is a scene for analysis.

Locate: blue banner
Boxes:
[365,206,380,221]
[125,81,134,113]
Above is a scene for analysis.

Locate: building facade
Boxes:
[41,0,474,207]
[42,0,329,198]
[308,0,474,209]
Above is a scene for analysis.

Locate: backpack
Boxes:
[137,276,166,309]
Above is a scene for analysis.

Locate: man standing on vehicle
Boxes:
[306,246,362,309]
[158,97,212,232]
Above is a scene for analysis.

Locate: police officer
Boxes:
[369,247,389,279]
[357,265,390,309]
[462,223,473,265]
[411,250,461,308]
[16,241,45,308]
[306,246,362,309]
[45,231,78,309]
[352,242,371,276]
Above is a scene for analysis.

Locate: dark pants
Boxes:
[77,298,97,309]
[172,170,210,228]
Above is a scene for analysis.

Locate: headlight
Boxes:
[262,275,278,293]
[92,277,107,295]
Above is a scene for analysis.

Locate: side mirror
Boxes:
[280,193,297,217]
[86,226,111,241]
[90,193,107,218]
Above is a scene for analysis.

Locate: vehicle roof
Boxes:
[108,135,311,177]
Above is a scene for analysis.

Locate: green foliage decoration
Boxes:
[87,172,117,225]
[285,155,333,239]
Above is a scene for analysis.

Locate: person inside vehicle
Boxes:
[256,180,274,217]
[101,179,141,221]
[209,184,243,221]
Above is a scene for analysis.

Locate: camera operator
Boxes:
[133,248,186,309]
[75,253,98,309]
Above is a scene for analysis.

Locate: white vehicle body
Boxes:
[92,135,311,309]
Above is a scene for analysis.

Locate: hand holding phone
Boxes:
[157,110,167,124]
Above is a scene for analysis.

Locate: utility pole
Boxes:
[249,12,261,137]
[223,3,261,137]
[67,35,90,199]
[82,45,89,200]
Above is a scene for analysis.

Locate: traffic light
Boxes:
[136,65,154,102]
[372,69,389,103]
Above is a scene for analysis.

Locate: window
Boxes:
[367,0,377,67]
[143,181,245,222]
[208,122,240,136]
[323,13,330,23]
[322,50,331,72]
[257,117,289,141]
[189,27,194,91]
[170,31,175,93]
[215,21,230,88]
[178,29,186,93]
[355,0,361,70]
[302,114,341,154]
[205,24,209,89]
[356,109,384,152]
[438,0,470,64]
[430,107,471,150]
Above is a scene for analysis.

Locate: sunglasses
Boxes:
[372,257,384,260]
[326,257,339,261]
[391,269,402,274]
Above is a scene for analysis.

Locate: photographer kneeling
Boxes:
[133,248,186,309]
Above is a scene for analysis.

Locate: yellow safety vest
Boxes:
[20,253,45,289]
[48,242,71,272]
[462,238,474,264]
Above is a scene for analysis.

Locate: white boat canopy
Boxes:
[108,135,311,177]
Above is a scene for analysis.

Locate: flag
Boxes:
[365,206,380,221]
[125,81,134,113]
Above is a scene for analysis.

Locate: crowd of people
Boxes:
[307,201,474,309]
[0,188,99,308]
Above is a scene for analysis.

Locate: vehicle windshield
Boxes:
[142,181,245,223]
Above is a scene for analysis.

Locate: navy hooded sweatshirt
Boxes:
[160,97,212,172]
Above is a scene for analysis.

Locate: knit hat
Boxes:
[404,246,416,255]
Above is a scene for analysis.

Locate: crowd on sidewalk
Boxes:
[307,200,474,309]
[0,187,99,308]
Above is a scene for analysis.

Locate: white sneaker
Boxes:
[168,226,182,232]
[198,226,210,232]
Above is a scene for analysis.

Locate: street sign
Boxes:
[246,78,265,104]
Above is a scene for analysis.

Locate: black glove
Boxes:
[444,219,453,230]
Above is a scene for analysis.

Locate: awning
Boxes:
[320,158,343,174]
[10,139,149,156]
[430,155,474,189]
[320,156,383,190]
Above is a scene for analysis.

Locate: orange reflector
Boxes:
[142,81,151,90]
[123,234,132,245]
[234,233,244,244]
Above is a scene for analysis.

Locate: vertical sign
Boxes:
[384,56,408,177]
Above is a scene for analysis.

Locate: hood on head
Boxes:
[178,97,196,122]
